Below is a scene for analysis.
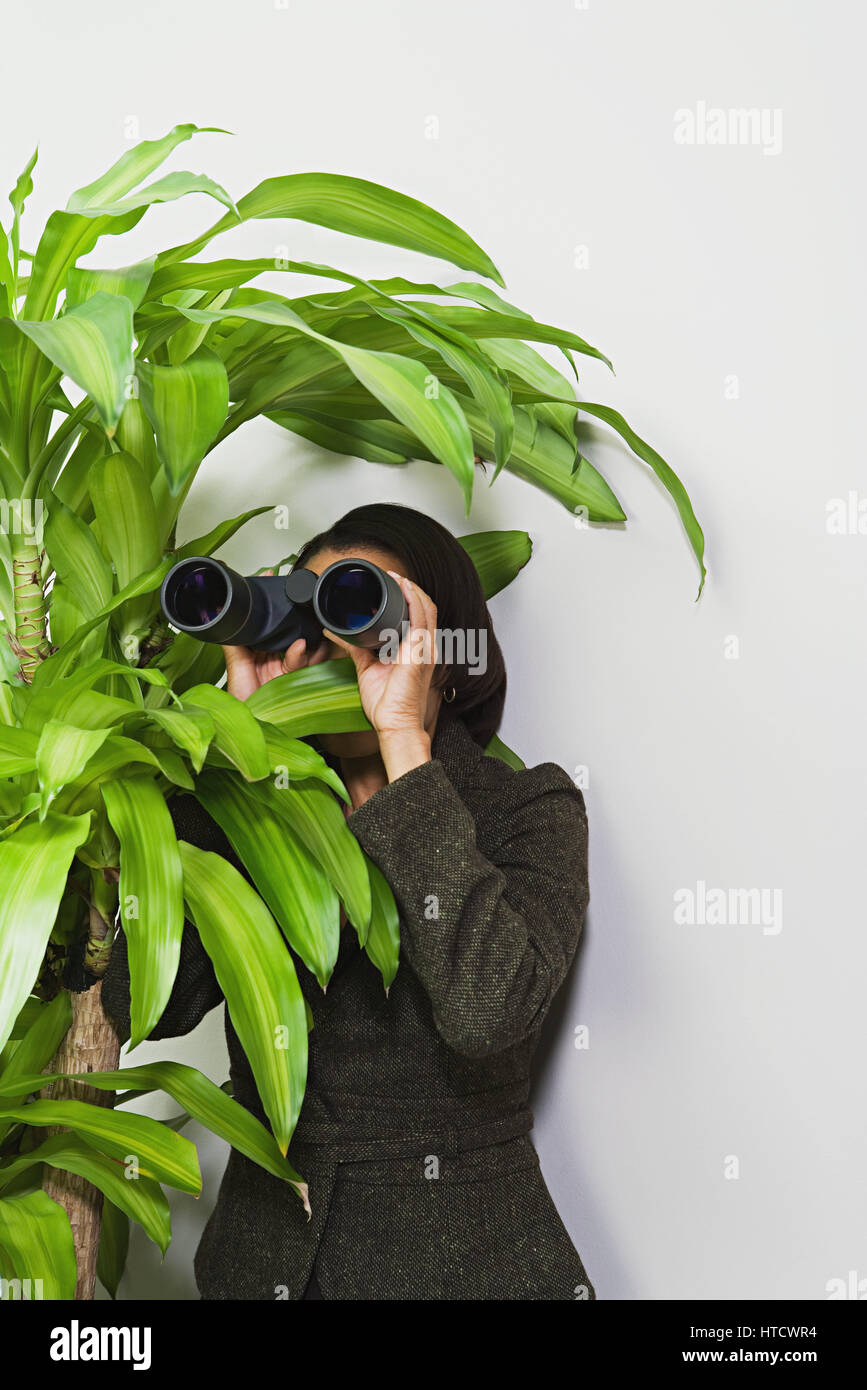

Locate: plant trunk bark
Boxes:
[41,982,121,1300]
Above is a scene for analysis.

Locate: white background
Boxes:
[3,0,863,1300]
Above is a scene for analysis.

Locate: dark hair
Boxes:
[293,503,507,749]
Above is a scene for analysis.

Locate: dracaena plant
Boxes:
[0,123,704,1302]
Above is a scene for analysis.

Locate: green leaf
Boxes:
[24,683,134,733]
[69,171,237,222]
[102,778,184,1049]
[459,395,627,521]
[575,402,707,596]
[0,1133,171,1255]
[12,1059,309,1209]
[0,223,12,315]
[0,812,91,1054]
[48,421,108,513]
[24,207,147,324]
[32,661,166,709]
[44,495,114,619]
[164,286,235,365]
[178,299,477,510]
[178,842,308,1156]
[97,1199,129,1299]
[152,631,226,696]
[266,409,410,465]
[0,992,70,1082]
[65,256,155,312]
[36,558,174,682]
[35,720,113,818]
[148,256,287,299]
[6,997,45,1041]
[0,724,38,776]
[363,857,400,991]
[245,657,371,737]
[410,302,613,372]
[67,123,228,210]
[195,770,340,989]
[49,658,169,706]
[367,301,515,471]
[175,505,274,561]
[136,346,229,495]
[250,777,371,936]
[259,723,347,799]
[0,1097,200,1194]
[458,529,532,599]
[236,259,514,464]
[51,736,163,816]
[0,991,72,1146]
[336,341,475,511]
[482,335,578,399]
[7,147,38,284]
[47,583,93,658]
[15,292,134,434]
[161,172,504,285]
[145,745,195,791]
[89,450,161,648]
[0,1189,75,1300]
[534,400,581,450]
[115,396,159,479]
[138,706,214,773]
[484,732,526,770]
[182,683,270,780]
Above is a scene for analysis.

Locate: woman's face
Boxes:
[303,544,443,760]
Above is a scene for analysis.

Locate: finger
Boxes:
[389,569,435,620]
[319,629,353,656]
[397,578,439,681]
[221,643,259,700]
[414,580,438,638]
[305,638,334,667]
[280,637,309,673]
[389,573,419,663]
[221,642,255,667]
[390,573,435,667]
[322,629,377,676]
[388,570,434,635]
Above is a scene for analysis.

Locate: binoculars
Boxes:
[160,555,408,653]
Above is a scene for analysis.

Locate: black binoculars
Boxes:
[160,555,408,653]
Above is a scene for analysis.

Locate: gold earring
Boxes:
[442,686,456,703]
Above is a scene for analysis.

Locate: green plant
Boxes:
[0,123,704,1301]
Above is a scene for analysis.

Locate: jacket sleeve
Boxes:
[101,795,226,1044]
[346,754,589,1058]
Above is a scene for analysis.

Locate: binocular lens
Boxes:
[169,563,229,627]
[318,565,384,631]
[160,552,405,652]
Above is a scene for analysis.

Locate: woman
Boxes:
[103,502,595,1301]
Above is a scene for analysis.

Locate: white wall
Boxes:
[4,0,863,1300]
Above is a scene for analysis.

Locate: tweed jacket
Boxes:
[102,713,595,1301]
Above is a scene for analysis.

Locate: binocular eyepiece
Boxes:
[160,555,408,654]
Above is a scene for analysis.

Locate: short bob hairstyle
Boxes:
[293,503,507,749]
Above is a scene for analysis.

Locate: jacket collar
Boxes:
[430,712,484,792]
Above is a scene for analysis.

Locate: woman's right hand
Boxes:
[221,569,333,701]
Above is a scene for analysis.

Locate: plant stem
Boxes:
[41,980,122,1300]
[24,398,94,502]
[11,534,50,681]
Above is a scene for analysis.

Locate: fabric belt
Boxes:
[288,1106,535,1159]
[232,1082,537,1160]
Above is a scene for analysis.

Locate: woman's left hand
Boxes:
[323,572,440,768]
